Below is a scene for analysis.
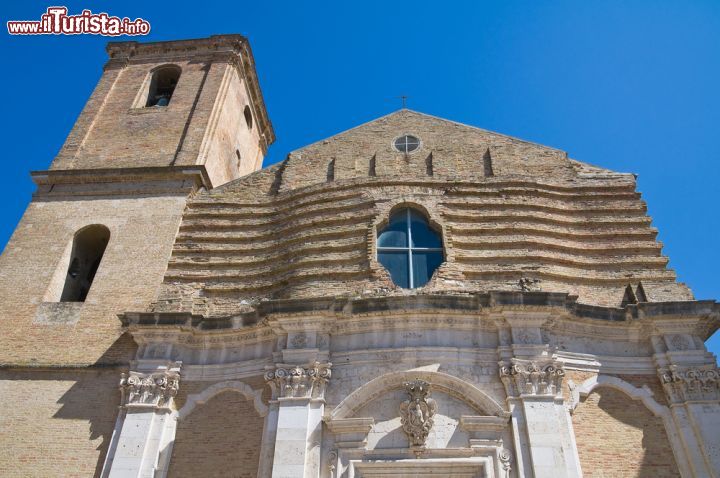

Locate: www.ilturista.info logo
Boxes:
[7,7,150,36]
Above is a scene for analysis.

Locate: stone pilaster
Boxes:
[658,363,720,476]
[499,357,581,478]
[264,362,332,478]
[102,362,181,478]
[650,317,720,477]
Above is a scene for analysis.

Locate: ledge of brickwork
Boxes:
[33,301,83,326]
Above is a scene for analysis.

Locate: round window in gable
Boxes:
[393,135,420,153]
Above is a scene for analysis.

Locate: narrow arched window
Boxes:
[244,105,253,129]
[327,159,335,182]
[146,65,181,107]
[377,209,443,288]
[60,225,110,302]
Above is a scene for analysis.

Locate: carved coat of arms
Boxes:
[400,379,437,447]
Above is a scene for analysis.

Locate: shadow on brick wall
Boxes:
[0,333,135,477]
[574,387,680,478]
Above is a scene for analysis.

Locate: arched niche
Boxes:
[330,370,506,420]
[169,384,266,478]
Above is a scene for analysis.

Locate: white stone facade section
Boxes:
[102,361,181,478]
[115,304,720,477]
[265,362,332,478]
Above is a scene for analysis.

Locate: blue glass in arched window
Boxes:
[377,209,444,288]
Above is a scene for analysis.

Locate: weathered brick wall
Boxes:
[200,64,263,186]
[0,369,121,478]
[0,194,187,365]
[51,59,213,171]
[281,109,574,192]
[153,110,692,316]
[168,390,264,478]
[50,37,269,188]
[572,386,679,477]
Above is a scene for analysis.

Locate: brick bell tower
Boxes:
[0,35,274,367]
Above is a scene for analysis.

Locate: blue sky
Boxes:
[1,1,719,355]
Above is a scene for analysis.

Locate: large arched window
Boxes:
[377,209,443,288]
[146,65,181,107]
[60,225,110,302]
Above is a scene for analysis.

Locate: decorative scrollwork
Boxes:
[119,369,180,409]
[499,358,565,397]
[327,450,338,478]
[400,379,438,447]
[499,448,513,477]
[659,365,720,403]
[264,362,332,399]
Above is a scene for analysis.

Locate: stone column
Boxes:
[500,357,582,478]
[659,364,720,477]
[102,362,181,478]
[650,319,720,477]
[264,362,332,478]
[257,401,280,478]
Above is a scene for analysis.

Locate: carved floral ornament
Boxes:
[660,365,720,403]
[400,379,438,448]
[499,358,565,398]
[264,362,332,399]
[120,370,180,409]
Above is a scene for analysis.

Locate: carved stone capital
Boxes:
[120,368,180,409]
[659,365,720,404]
[400,379,438,449]
[264,362,332,400]
[499,358,565,398]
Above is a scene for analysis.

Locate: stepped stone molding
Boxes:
[264,361,332,399]
[120,366,181,409]
[151,109,703,314]
[399,379,438,447]
[659,364,720,404]
[499,358,565,398]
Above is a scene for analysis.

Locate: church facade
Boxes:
[0,35,718,478]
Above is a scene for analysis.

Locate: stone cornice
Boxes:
[124,322,275,348]
[121,293,719,340]
[325,417,375,435]
[107,34,248,62]
[31,166,211,197]
[459,415,509,433]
